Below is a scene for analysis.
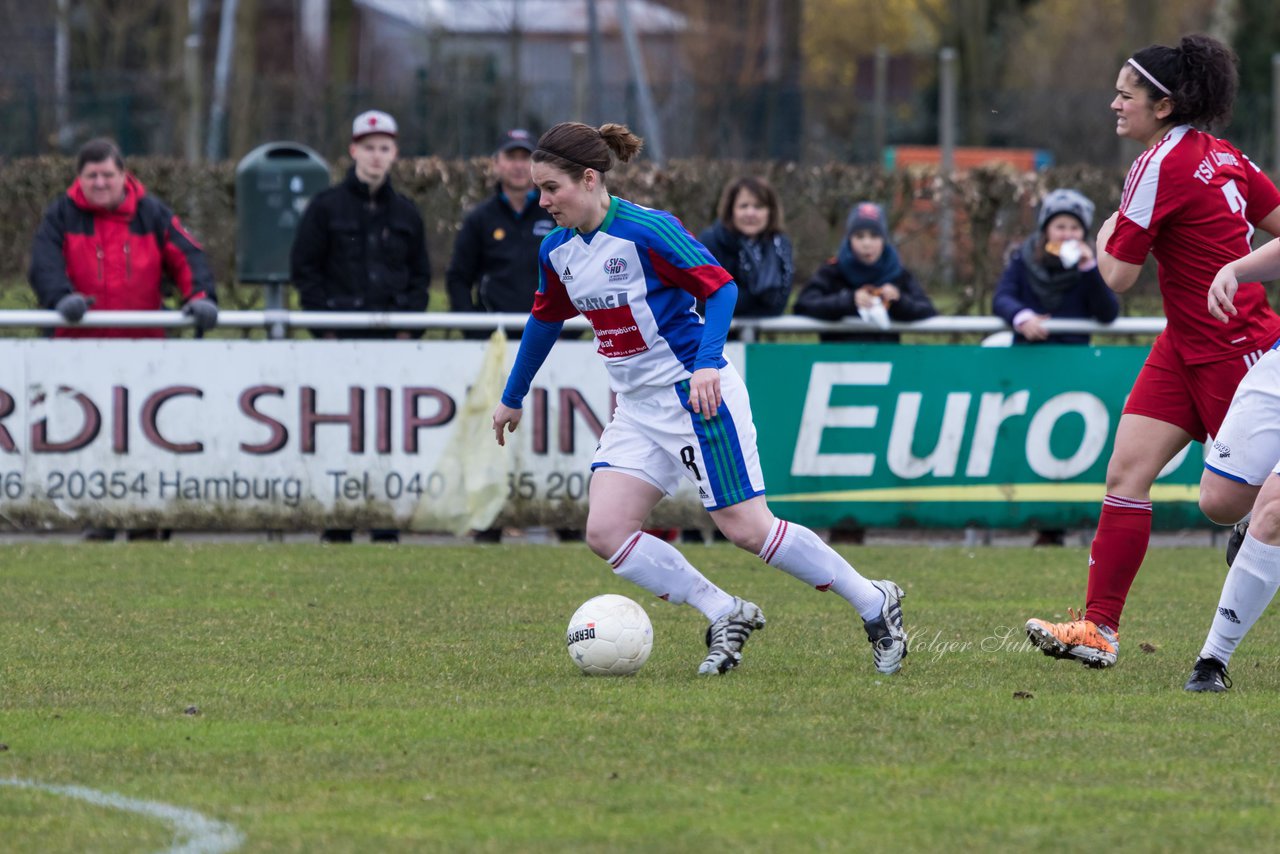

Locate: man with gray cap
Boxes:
[290,109,430,544]
[446,128,556,325]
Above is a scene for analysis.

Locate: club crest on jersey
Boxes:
[572,291,629,312]
[604,257,631,282]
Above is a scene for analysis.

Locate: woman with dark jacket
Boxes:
[795,201,936,342]
[993,188,1119,344]
[697,177,793,319]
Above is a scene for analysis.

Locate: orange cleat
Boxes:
[1025,607,1119,668]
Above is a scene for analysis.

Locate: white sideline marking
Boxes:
[0,778,244,854]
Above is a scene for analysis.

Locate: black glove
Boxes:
[55,293,89,323]
[182,298,219,332]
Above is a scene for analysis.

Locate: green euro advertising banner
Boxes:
[745,344,1207,530]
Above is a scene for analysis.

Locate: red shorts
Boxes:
[1124,332,1271,442]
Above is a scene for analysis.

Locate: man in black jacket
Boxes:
[445,129,555,337]
[291,110,431,341]
[290,110,429,544]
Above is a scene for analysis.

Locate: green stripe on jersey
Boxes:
[599,197,620,232]
[613,205,704,267]
[615,208,702,267]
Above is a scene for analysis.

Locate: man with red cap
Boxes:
[290,110,431,544]
[291,109,431,342]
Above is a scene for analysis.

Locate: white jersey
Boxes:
[531,196,732,394]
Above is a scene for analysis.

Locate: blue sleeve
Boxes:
[501,315,564,408]
[695,281,737,370]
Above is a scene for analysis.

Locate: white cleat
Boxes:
[698,598,766,675]
[863,580,907,674]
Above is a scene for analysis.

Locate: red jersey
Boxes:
[1108,125,1280,364]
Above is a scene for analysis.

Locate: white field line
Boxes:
[0,778,244,854]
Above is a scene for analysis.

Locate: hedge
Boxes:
[0,155,1192,313]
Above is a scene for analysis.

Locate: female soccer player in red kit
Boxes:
[1025,34,1280,668]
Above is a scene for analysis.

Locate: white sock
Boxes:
[757,518,885,621]
[608,532,736,621]
[1200,532,1280,665]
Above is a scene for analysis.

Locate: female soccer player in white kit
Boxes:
[1185,237,1280,692]
[491,121,908,676]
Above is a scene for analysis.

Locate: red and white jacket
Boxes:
[28,175,215,338]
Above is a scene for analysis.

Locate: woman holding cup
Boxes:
[993,188,1119,344]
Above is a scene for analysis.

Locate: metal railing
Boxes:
[0,310,1168,340]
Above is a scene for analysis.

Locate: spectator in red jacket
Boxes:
[28,138,216,542]
[28,137,217,339]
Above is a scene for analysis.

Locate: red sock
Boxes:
[1084,495,1153,630]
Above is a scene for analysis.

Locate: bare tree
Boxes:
[228,0,260,160]
[912,0,1045,146]
[668,0,804,159]
[50,0,187,152]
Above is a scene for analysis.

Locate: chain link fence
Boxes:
[10,68,1269,168]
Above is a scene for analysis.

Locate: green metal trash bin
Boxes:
[235,142,330,284]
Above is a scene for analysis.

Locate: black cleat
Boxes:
[1226,520,1249,567]
[1184,656,1231,693]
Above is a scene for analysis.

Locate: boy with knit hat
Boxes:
[794,200,937,342]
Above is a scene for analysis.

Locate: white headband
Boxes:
[1127,58,1170,96]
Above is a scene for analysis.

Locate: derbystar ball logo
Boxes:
[603,257,627,275]
[566,622,597,645]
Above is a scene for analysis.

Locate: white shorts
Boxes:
[1205,344,1280,485]
[591,361,766,510]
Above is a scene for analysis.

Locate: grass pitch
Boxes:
[2,541,1279,852]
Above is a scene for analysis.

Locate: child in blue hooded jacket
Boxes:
[795,201,936,342]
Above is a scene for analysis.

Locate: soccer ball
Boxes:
[565,594,654,676]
